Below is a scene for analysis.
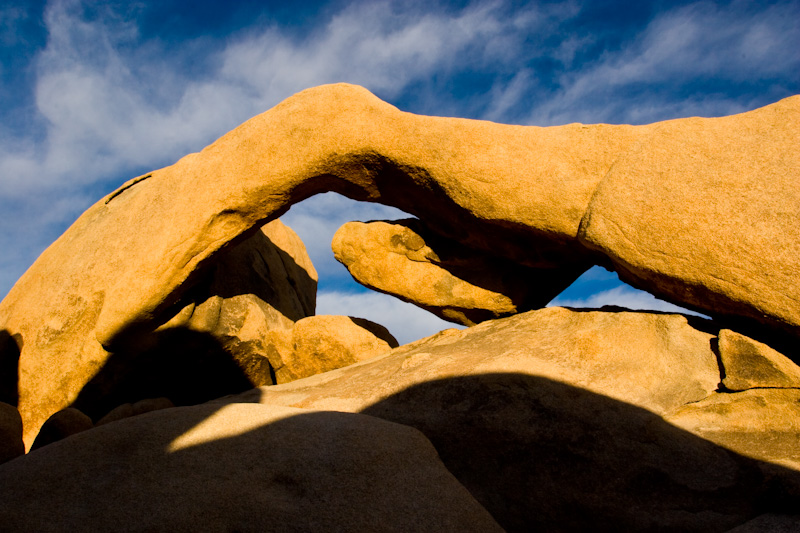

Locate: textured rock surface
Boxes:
[216,307,800,531]
[30,408,93,450]
[579,95,800,338]
[333,219,587,325]
[0,403,504,533]
[1,84,798,445]
[232,307,722,416]
[272,315,398,383]
[155,218,318,387]
[667,388,800,469]
[717,329,800,391]
[0,402,23,464]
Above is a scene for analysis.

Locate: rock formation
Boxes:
[332,219,585,325]
[217,307,800,531]
[0,404,504,532]
[0,85,798,531]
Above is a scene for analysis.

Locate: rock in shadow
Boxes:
[1,369,798,532]
[360,373,800,533]
[0,330,21,407]
[203,224,317,321]
[0,403,504,532]
[72,327,256,422]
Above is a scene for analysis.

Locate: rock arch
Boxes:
[1,83,798,446]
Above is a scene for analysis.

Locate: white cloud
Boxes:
[525,0,800,125]
[550,286,707,318]
[316,290,463,345]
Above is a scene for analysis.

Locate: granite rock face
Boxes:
[271,315,398,383]
[332,219,587,325]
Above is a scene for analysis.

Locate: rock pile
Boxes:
[0,85,798,531]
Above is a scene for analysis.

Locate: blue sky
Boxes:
[1,0,798,343]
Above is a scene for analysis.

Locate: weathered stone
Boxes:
[158,218,318,386]
[234,308,722,416]
[333,219,587,325]
[717,329,800,391]
[30,408,93,451]
[579,96,800,338]
[213,308,800,531]
[1,84,798,447]
[3,219,316,448]
[667,388,800,469]
[0,402,23,464]
[0,403,504,533]
[272,315,398,383]
[96,397,175,426]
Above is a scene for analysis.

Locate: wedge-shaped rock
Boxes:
[717,329,800,391]
[0,403,503,533]
[333,219,587,325]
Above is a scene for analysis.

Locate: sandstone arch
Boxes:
[0,83,797,446]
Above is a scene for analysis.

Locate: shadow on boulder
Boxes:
[0,372,798,532]
[360,373,800,532]
[72,328,258,422]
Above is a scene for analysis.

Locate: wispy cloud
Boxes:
[524,0,800,125]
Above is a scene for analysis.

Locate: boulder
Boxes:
[0,402,23,464]
[154,218,318,387]
[0,403,503,533]
[219,307,800,531]
[234,307,722,416]
[29,408,93,451]
[332,219,587,325]
[667,388,800,469]
[271,315,399,383]
[717,329,800,391]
